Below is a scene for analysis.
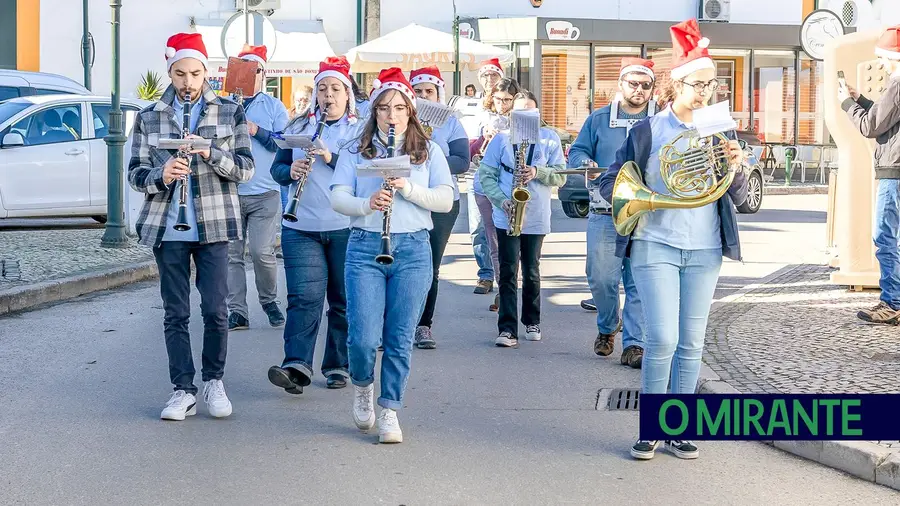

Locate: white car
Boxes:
[0,94,150,221]
[0,70,91,102]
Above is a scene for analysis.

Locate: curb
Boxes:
[697,369,900,491]
[763,185,828,195]
[0,260,158,316]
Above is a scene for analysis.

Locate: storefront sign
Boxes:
[208,61,318,78]
[800,9,845,61]
[458,22,476,40]
[545,20,580,41]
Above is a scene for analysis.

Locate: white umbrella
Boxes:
[345,23,514,73]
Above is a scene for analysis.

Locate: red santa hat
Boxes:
[409,66,446,104]
[478,58,503,77]
[875,25,900,60]
[369,67,417,109]
[619,57,655,79]
[238,45,267,66]
[165,33,208,71]
[309,56,358,124]
[668,19,714,80]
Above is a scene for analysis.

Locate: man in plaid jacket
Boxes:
[128,33,254,421]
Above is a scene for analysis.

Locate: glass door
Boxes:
[593,46,642,109]
[540,44,591,136]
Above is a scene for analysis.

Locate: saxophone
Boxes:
[507,141,531,236]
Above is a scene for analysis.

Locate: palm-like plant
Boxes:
[136,71,164,101]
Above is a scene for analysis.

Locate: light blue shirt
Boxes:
[355,99,371,120]
[282,114,359,232]
[429,115,468,201]
[483,128,564,236]
[239,92,289,196]
[473,110,508,195]
[162,95,204,242]
[632,107,721,251]
[331,138,453,233]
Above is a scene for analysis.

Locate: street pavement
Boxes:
[1,194,898,504]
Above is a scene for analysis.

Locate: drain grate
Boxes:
[1,259,21,281]
[605,388,641,411]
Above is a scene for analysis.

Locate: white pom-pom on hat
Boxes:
[698,37,710,49]
[372,78,382,89]
[165,47,176,58]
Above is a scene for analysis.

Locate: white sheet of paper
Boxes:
[273,135,326,151]
[356,155,412,178]
[157,138,212,150]
[692,101,737,138]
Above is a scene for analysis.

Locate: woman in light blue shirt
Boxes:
[267,56,362,394]
[330,68,454,444]
[409,66,471,349]
[479,90,567,348]
[597,19,748,461]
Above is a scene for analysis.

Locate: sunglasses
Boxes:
[623,80,653,91]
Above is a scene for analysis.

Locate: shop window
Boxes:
[593,46,642,109]
[799,55,828,145]
[752,50,797,145]
[540,44,591,137]
[709,49,750,131]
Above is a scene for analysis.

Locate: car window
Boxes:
[35,88,75,95]
[89,104,139,139]
[10,104,83,146]
[0,86,20,101]
[0,101,30,125]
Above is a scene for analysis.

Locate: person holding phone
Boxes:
[839,25,900,325]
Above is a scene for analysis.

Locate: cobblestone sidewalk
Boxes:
[705,263,900,452]
[0,229,152,289]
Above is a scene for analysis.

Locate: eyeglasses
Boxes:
[493,96,514,105]
[681,79,720,94]
[375,104,410,115]
[623,80,654,91]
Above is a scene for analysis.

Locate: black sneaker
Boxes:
[228,312,249,331]
[580,298,597,311]
[326,374,347,389]
[263,302,285,327]
[630,439,661,460]
[666,440,699,459]
[267,366,310,394]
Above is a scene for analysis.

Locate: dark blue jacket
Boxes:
[596,117,748,261]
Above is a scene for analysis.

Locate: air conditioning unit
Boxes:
[819,0,860,27]
[235,0,281,11]
[699,0,731,23]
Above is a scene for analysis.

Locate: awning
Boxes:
[192,19,335,78]
[344,23,515,73]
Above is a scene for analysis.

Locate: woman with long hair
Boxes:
[408,66,471,349]
[597,19,748,460]
[330,67,454,444]
[470,77,521,311]
[267,56,361,393]
[479,90,566,347]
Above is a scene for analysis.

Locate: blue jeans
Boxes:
[585,213,645,349]
[281,228,350,379]
[345,229,432,410]
[629,240,722,395]
[874,179,900,309]
[467,190,494,281]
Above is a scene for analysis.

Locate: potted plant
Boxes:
[136,71,164,101]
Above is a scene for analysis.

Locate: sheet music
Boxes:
[510,109,541,145]
[272,134,327,151]
[157,138,212,150]
[416,99,453,128]
[692,101,737,138]
[356,155,413,178]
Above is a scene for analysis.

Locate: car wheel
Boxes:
[562,201,590,218]
[92,215,108,224]
[737,170,763,214]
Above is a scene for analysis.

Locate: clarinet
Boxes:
[374,124,396,265]
[283,107,328,222]
[173,91,192,232]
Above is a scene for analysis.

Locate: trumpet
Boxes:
[375,124,397,265]
[283,107,328,222]
[173,91,192,232]
[611,130,735,236]
[507,141,532,236]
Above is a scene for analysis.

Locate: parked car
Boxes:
[0,70,90,102]
[0,94,150,221]
[558,138,764,218]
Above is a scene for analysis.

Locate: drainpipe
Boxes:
[356,0,364,83]
[82,0,92,90]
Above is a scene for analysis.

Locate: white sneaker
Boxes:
[525,325,542,341]
[378,408,403,444]
[353,384,376,431]
[202,379,233,418]
[161,390,197,421]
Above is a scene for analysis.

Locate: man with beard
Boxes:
[567,57,657,369]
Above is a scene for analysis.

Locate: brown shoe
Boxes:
[620,346,643,369]
[489,294,499,312]
[474,279,493,294]
[858,301,900,325]
[593,331,615,356]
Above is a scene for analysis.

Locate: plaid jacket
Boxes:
[127,84,255,247]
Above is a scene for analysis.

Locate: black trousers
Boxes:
[496,231,545,337]
[152,241,229,395]
[418,199,461,328]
